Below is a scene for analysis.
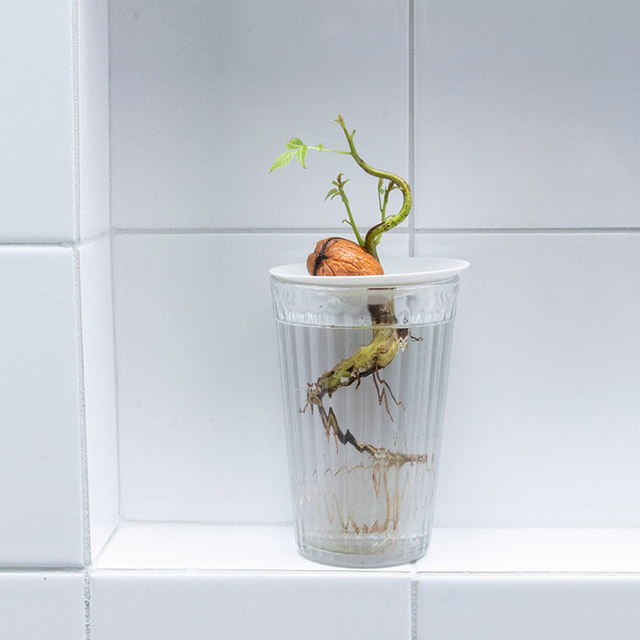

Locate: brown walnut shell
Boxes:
[306,237,384,276]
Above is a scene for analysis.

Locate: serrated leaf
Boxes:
[269,151,294,173]
[295,144,308,168]
[324,188,339,201]
[285,137,304,150]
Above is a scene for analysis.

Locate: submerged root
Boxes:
[300,302,427,467]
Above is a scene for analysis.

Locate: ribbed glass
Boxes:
[270,276,460,568]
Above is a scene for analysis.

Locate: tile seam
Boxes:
[107,0,124,527]
[86,567,640,577]
[414,227,640,234]
[109,227,640,236]
[71,0,81,244]
[89,567,412,576]
[91,522,121,567]
[83,569,91,640]
[0,241,77,248]
[410,561,418,640]
[112,227,412,235]
[109,194,123,527]
[73,247,92,568]
[408,0,415,258]
[0,567,85,574]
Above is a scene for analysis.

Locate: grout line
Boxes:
[408,0,415,259]
[414,227,640,234]
[108,226,640,236]
[410,561,418,640]
[112,227,412,236]
[0,567,85,574]
[86,565,640,577]
[0,241,76,248]
[71,0,81,244]
[398,570,640,577]
[83,569,91,640]
[73,247,92,568]
[90,566,414,577]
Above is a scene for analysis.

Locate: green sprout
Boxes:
[270,114,412,262]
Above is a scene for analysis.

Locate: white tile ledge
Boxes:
[93,523,640,575]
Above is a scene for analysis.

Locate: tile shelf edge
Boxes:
[93,522,640,575]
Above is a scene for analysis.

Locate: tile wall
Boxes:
[110,0,640,527]
[1,0,113,636]
[1,0,639,638]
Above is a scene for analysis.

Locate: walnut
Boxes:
[307,237,384,276]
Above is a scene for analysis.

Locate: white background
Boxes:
[1,1,639,638]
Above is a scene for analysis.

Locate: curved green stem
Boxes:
[336,178,364,246]
[334,114,412,259]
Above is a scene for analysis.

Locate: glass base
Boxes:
[298,534,430,568]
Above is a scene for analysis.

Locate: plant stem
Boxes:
[320,148,352,155]
[334,114,412,260]
[335,178,364,246]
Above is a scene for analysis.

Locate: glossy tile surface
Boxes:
[0,572,85,640]
[79,238,119,558]
[416,232,640,526]
[91,570,410,640]
[94,522,410,572]
[0,2,75,241]
[414,0,640,229]
[417,575,640,640]
[416,528,640,574]
[0,247,84,565]
[113,232,408,522]
[109,0,408,229]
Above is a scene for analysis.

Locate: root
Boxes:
[316,404,427,466]
[300,301,426,467]
[372,360,405,421]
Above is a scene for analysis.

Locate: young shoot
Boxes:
[270,114,412,261]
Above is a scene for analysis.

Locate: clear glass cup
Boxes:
[270,275,461,568]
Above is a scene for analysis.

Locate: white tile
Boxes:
[109,0,408,230]
[0,247,84,565]
[416,233,640,526]
[414,1,640,229]
[94,522,410,572]
[79,238,119,558]
[0,2,75,242]
[417,575,640,640]
[79,0,110,240]
[113,232,407,522]
[91,570,410,640]
[0,572,85,640]
[416,528,640,574]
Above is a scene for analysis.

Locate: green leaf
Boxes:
[295,144,308,168]
[269,151,294,173]
[324,188,339,201]
[285,137,304,150]
[310,143,323,151]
